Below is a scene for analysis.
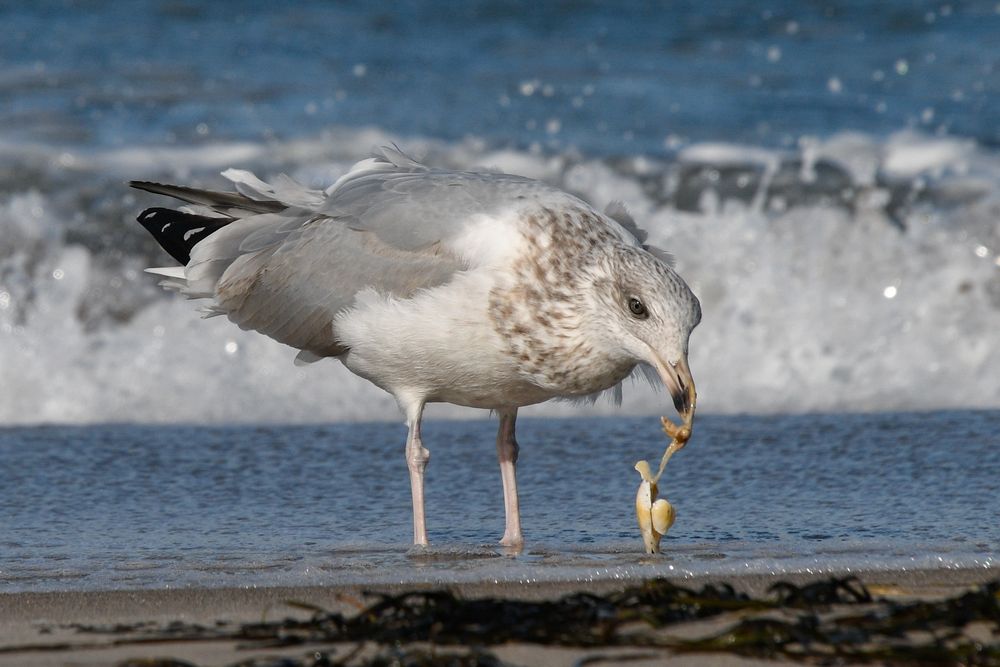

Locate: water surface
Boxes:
[2,411,996,592]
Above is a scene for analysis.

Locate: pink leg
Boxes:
[496,409,523,547]
[404,402,430,546]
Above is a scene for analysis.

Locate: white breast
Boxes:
[334,269,554,410]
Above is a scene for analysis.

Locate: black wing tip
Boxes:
[136,206,173,226]
[137,207,191,265]
[136,207,231,266]
[136,206,164,227]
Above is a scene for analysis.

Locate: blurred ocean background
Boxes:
[1,1,998,590]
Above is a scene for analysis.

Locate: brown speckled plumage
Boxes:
[490,206,638,395]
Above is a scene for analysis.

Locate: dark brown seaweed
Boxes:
[4,577,998,666]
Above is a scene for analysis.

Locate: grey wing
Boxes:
[201,215,463,361]
[320,146,573,252]
[333,148,672,265]
[148,147,597,362]
[201,152,545,358]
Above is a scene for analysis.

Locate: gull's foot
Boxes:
[499,534,524,552]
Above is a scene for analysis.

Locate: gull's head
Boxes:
[588,244,701,424]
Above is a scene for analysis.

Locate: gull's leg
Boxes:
[404,400,430,546]
[496,408,523,547]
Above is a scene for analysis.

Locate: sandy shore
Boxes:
[2,565,998,666]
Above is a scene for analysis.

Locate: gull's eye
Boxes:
[628,297,648,319]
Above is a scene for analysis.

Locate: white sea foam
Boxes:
[1,130,998,424]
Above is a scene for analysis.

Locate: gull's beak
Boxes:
[651,354,697,442]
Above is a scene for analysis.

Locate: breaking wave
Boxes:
[2,128,998,423]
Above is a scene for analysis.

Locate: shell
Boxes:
[634,461,675,554]
[651,498,675,535]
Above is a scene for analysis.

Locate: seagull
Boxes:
[132,147,701,548]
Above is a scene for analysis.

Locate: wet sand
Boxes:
[2,564,998,666]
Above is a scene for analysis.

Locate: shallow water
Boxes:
[2,411,997,592]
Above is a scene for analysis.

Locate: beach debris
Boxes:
[14,576,1000,667]
[633,399,695,554]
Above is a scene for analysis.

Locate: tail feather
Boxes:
[137,207,234,265]
[129,180,284,216]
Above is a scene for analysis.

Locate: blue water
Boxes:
[1,412,997,592]
[2,1,1000,592]
[2,1,998,152]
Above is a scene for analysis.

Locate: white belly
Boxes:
[334,273,556,409]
